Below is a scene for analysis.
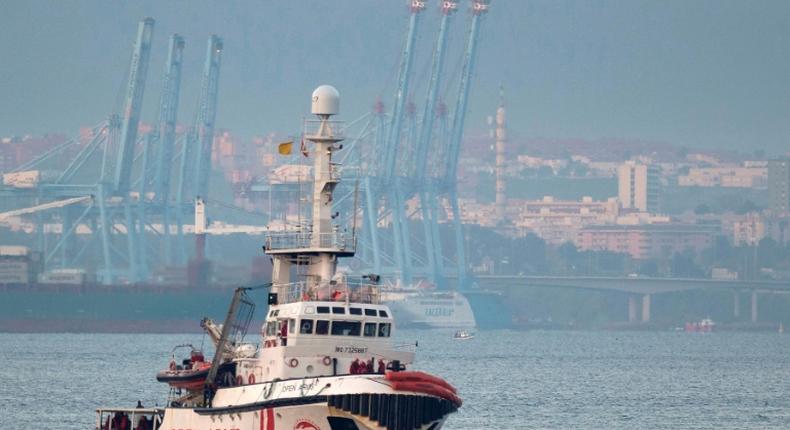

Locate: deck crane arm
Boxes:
[204,284,267,406]
[0,196,93,220]
[113,18,155,195]
[193,36,223,200]
[200,317,225,348]
[153,35,186,204]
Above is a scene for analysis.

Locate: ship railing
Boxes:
[95,407,162,430]
[264,231,355,252]
[275,280,381,305]
[303,119,345,141]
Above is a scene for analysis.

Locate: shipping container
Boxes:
[38,269,86,285]
[0,246,30,256]
[1,170,56,188]
[0,271,29,284]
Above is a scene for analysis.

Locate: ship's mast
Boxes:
[306,87,344,283]
[264,85,352,303]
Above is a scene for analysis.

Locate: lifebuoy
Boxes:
[322,356,332,366]
[248,374,256,385]
[287,358,299,368]
[235,375,243,386]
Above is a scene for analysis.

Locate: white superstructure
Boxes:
[96,86,462,430]
[383,283,476,329]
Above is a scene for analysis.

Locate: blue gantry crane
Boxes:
[443,0,489,289]
[2,18,225,286]
[342,0,488,292]
[175,35,223,264]
[414,0,458,287]
[151,35,186,264]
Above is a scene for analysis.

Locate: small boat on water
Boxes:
[454,330,474,340]
[685,318,715,333]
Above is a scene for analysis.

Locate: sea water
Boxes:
[1,330,788,429]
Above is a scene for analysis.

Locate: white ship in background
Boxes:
[381,280,476,329]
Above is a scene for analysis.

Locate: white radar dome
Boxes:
[311,85,340,116]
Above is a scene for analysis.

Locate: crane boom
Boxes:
[0,196,92,220]
[445,1,488,186]
[193,36,223,200]
[154,35,186,204]
[113,18,155,195]
[382,1,424,182]
[415,1,457,181]
[445,0,489,289]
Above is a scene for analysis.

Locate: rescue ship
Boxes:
[95,86,462,430]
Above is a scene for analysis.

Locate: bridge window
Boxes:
[378,310,389,318]
[378,323,391,337]
[331,321,361,336]
[316,320,329,335]
[350,307,362,315]
[363,322,376,337]
[364,309,377,316]
[332,307,346,314]
[317,306,330,314]
[300,319,314,334]
[266,321,276,336]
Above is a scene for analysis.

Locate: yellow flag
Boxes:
[277,140,293,155]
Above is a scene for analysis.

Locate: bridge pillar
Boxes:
[641,294,651,323]
[751,290,758,323]
[733,290,740,319]
[628,295,637,323]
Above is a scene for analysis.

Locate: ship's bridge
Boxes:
[264,231,356,256]
[273,280,381,305]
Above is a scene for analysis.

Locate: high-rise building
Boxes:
[768,159,790,214]
[618,161,660,213]
[494,88,506,220]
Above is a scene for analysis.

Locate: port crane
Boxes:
[1,18,225,285]
[176,36,224,265]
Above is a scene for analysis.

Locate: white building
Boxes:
[618,161,661,213]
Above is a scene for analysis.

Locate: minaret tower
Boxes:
[264,85,354,303]
[495,86,507,221]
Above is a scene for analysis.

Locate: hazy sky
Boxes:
[1,1,789,153]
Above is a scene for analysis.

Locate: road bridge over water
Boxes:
[470,275,790,324]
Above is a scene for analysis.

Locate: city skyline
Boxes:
[2,1,790,153]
